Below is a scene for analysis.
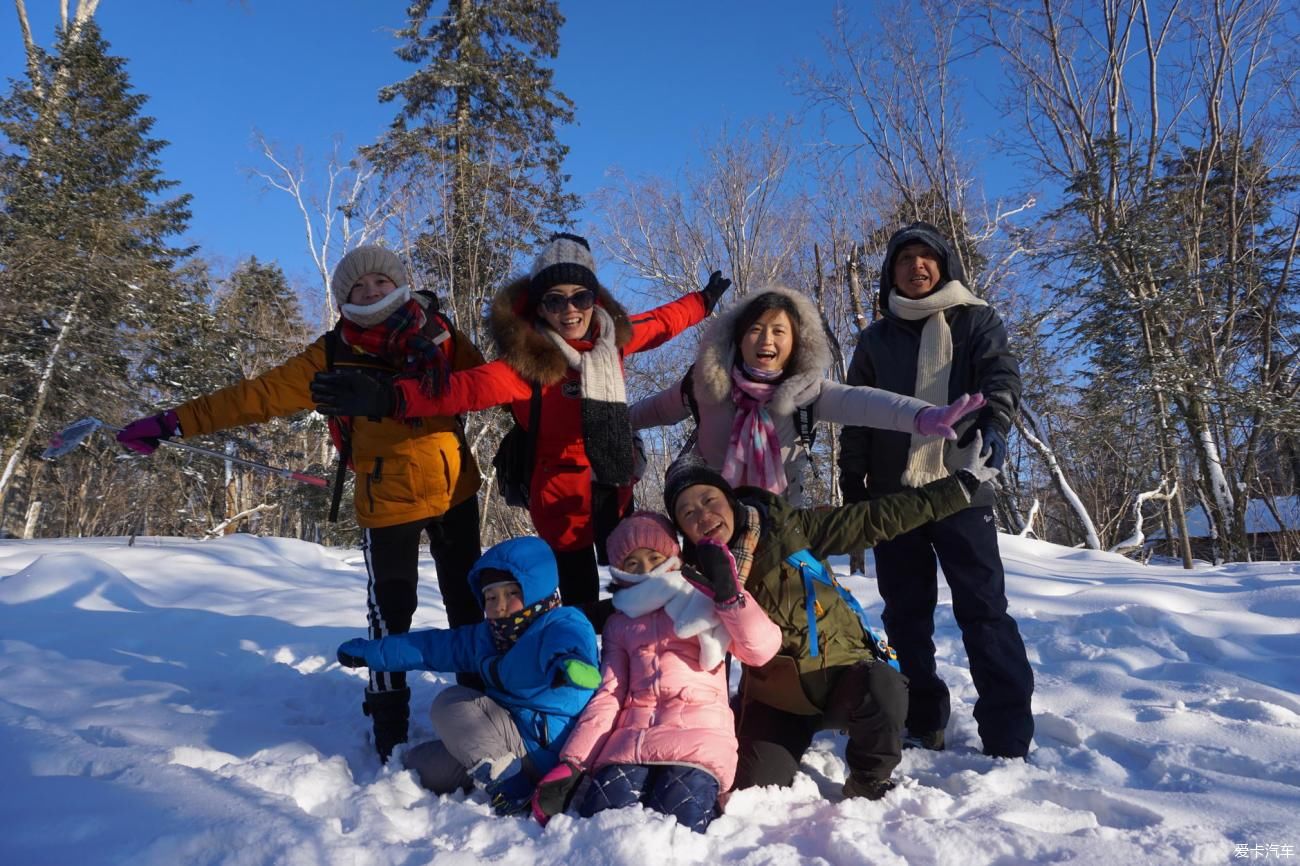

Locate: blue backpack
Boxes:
[785,549,900,671]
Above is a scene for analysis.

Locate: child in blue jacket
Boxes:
[337,535,601,814]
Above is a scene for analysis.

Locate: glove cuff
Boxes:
[954,469,980,500]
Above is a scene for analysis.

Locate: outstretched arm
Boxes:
[629,377,691,431]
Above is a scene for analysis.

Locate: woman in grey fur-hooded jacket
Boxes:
[629,287,985,505]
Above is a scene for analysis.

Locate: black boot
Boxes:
[363,687,410,763]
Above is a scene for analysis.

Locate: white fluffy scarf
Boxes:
[610,556,730,671]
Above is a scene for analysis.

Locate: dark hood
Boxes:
[878,221,965,308]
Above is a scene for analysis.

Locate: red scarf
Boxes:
[338,298,450,397]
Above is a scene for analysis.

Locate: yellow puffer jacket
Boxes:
[174,323,483,528]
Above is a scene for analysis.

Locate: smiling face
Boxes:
[891,243,944,299]
[739,309,795,373]
[672,484,735,546]
[482,582,524,620]
[537,283,596,340]
[347,272,400,306]
[620,547,668,575]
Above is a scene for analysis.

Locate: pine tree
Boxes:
[364,0,580,329]
[0,20,194,524]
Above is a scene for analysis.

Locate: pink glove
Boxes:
[116,410,180,455]
[913,393,986,440]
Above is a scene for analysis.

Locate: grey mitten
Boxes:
[948,430,1000,498]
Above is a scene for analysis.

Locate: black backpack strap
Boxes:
[525,381,543,466]
[324,322,352,522]
[794,404,817,448]
[681,363,700,423]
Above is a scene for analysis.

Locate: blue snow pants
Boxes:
[579,763,720,833]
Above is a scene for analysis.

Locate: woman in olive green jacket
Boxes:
[662,439,997,800]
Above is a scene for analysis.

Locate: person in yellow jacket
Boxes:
[117,245,485,762]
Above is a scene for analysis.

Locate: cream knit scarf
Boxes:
[889,280,987,486]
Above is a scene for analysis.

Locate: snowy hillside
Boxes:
[1,534,1296,865]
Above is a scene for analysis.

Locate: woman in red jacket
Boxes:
[313,233,730,612]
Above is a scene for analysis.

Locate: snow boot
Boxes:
[363,686,410,763]
[903,729,946,751]
[842,775,896,801]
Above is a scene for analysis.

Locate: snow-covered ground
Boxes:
[1,533,1296,865]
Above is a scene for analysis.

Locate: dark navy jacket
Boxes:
[838,223,1021,508]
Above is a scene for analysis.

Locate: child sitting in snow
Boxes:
[337,536,601,814]
[531,511,780,832]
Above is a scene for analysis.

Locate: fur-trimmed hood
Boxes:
[692,286,833,416]
[489,275,634,386]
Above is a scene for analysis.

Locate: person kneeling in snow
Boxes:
[337,536,600,815]
[532,511,780,832]
[662,440,997,801]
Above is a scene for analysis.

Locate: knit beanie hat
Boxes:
[880,221,964,294]
[663,454,738,525]
[607,511,681,569]
[331,245,408,307]
[529,232,598,306]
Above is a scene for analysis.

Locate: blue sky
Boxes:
[2,1,1014,294]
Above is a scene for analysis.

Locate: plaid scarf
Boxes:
[722,368,785,494]
[488,589,562,652]
[339,297,451,397]
[728,504,763,588]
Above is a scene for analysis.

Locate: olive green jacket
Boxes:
[728,477,969,714]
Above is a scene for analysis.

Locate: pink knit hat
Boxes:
[607,511,680,568]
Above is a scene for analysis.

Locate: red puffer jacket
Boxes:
[393,277,708,551]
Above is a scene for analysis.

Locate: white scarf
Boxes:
[610,557,730,671]
[544,305,633,485]
[340,285,412,327]
[889,280,987,486]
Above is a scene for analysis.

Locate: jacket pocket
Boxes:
[742,655,822,716]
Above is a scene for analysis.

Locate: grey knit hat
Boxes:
[330,245,408,309]
[529,233,598,305]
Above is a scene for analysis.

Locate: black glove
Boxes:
[700,270,732,313]
[311,371,396,419]
[532,760,583,825]
[980,426,1007,471]
[681,537,741,605]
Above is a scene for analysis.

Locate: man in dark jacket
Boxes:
[838,221,1034,759]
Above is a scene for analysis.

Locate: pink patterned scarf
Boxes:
[721,366,786,493]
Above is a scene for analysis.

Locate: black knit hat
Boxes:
[879,221,964,295]
[663,454,738,526]
[529,232,599,305]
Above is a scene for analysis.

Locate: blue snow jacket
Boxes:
[345,536,599,773]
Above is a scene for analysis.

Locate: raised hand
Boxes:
[700,270,732,313]
[116,410,180,455]
[681,537,741,605]
[913,392,986,440]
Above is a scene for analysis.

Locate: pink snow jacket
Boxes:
[559,591,780,791]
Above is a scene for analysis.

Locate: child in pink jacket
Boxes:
[531,511,781,832]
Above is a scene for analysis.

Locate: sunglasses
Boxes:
[539,289,596,315]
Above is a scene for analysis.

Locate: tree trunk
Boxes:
[0,290,83,508]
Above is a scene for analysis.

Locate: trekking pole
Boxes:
[42,417,329,488]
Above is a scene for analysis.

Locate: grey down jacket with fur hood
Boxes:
[629,286,930,506]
